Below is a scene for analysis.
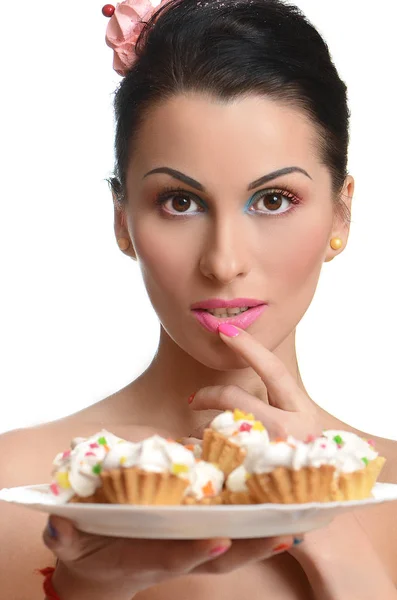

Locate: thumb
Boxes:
[43,515,93,562]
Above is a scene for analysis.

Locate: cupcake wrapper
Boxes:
[182,495,223,505]
[332,456,386,501]
[100,467,189,505]
[202,429,246,476]
[246,465,336,504]
[221,489,256,505]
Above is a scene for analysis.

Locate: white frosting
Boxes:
[246,433,370,475]
[246,436,337,474]
[51,430,126,500]
[185,460,224,499]
[210,410,270,462]
[226,465,249,493]
[211,411,267,437]
[112,435,196,476]
[322,430,378,462]
[233,429,270,459]
[51,433,198,502]
[102,441,140,469]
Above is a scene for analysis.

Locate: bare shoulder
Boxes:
[0,419,79,599]
[0,398,170,599]
[0,402,127,600]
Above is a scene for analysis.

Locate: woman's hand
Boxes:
[188,326,323,441]
[43,516,299,600]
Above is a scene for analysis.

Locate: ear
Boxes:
[324,175,354,263]
[112,191,137,260]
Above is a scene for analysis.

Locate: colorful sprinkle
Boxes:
[55,472,71,489]
[333,435,344,446]
[120,457,127,466]
[62,450,71,459]
[239,422,253,433]
[92,464,102,475]
[252,421,265,431]
[98,437,108,446]
[85,451,96,457]
[320,443,327,449]
[233,409,254,422]
[89,442,99,449]
[50,482,60,496]
[362,457,369,466]
[184,444,195,451]
[171,463,190,475]
[367,439,376,448]
[202,481,215,496]
[305,434,316,443]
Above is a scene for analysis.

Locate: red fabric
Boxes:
[38,567,61,600]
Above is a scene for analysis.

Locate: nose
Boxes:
[199,215,251,284]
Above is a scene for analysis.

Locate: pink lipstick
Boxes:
[191,298,267,333]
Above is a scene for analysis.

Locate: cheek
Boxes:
[132,220,194,299]
[263,210,331,291]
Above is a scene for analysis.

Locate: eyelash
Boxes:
[154,185,302,219]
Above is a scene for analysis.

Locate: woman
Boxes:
[0,0,396,598]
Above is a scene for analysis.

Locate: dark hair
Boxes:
[109,0,351,221]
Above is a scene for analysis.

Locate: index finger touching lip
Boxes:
[217,324,311,412]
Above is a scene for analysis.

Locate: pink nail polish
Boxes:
[218,323,240,337]
[209,545,229,557]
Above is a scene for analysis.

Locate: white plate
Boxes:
[1,483,397,539]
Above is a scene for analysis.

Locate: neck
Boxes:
[132,326,337,434]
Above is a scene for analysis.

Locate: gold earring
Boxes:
[117,237,130,251]
[330,237,343,251]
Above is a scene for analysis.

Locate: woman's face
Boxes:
[123,93,351,369]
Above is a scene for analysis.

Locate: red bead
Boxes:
[239,422,253,433]
[102,4,115,17]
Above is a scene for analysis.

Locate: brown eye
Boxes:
[160,192,203,216]
[171,195,192,212]
[262,192,283,211]
[251,189,296,216]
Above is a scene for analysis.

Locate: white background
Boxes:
[0,0,396,438]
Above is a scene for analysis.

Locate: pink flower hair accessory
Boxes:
[103,0,170,76]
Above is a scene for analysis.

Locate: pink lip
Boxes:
[191,298,265,310]
[192,304,267,333]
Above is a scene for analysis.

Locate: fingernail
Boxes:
[46,519,58,540]
[188,393,196,404]
[272,542,291,554]
[293,536,304,546]
[218,324,240,337]
[209,545,230,557]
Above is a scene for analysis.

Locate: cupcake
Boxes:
[99,435,196,505]
[222,465,257,505]
[50,433,197,505]
[202,409,269,476]
[322,430,386,501]
[50,430,127,503]
[245,435,340,503]
[183,460,224,505]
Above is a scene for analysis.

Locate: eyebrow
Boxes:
[143,166,312,192]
